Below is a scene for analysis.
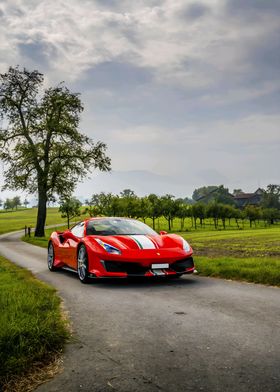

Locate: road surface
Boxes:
[0,230,279,392]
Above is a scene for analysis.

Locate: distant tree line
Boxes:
[67,185,280,231]
[0,196,29,211]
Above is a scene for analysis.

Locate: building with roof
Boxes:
[233,188,264,208]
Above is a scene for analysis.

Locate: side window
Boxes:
[71,222,85,238]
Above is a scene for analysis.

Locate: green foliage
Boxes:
[59,197,81,228]
[192,186,218,201]
[81,189,279,231]
[147,194,163,229]
[191,203,206,228]
[192,185,235,205]
[3,196,21,210]
[261,184,280,210]
[262,208,279,224]
[244,205,261,227]
[0,257,69,387]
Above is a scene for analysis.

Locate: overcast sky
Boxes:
[0,0,279,200]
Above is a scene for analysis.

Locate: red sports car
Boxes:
[48,217,195,283]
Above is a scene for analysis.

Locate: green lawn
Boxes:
[0,208,65,234]
[180,227,280,286]
[194,256,280,286]
[0,256,70,390]
[181,227,280,258]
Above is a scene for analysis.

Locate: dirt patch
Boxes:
[2,353,63,392]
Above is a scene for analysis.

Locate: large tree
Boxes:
[0,67,111,236]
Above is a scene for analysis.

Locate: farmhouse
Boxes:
[233,188,264,208]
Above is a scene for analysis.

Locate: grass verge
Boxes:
[195,256,280,287]
[0,256,70,391]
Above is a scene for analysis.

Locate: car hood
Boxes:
[89,233,188,251]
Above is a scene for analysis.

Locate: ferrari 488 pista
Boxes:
[48,217,195,283]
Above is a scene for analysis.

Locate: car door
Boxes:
[66,222,85,269]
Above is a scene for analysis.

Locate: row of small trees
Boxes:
[60,190,280,230]
[0,196,29,211]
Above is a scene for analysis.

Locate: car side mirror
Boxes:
[63,230,77,240]
[160,230,168,235]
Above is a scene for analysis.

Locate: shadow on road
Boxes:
[55,268,199,290]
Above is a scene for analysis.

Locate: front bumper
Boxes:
[88,256,195,278]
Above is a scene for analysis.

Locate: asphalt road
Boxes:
[1,231,280,392]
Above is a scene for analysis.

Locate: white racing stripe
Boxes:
[130,235,156,249]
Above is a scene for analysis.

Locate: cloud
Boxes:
[0,0,279,197]
[181,2,211,20]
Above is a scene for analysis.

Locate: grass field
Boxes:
[180,227,280,286]
[0,256,70,391]
[0,208,65,234]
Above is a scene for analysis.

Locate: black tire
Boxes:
[48,242,57,271]
[77,245,90,284]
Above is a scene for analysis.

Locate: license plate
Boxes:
[151,263,169,269]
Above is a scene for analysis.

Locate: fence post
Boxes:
[28,227,31,237]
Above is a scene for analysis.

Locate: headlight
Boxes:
[182,238,191,252]
[95,238,121,255]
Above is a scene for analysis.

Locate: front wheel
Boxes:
[77,245,90,284]
[48,242,57,271]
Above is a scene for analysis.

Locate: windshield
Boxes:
[86,218,157,236]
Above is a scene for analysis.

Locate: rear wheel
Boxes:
[77,245,90,284]
[48,242,57,271]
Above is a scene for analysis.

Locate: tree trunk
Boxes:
[214,218,217,229]
[35,186,47,237]
[67,215,70,229]
[152,217,155,230]
[180,217,184,231]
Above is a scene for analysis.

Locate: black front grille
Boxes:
[103,261,149,275]
[171,257,194,273]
